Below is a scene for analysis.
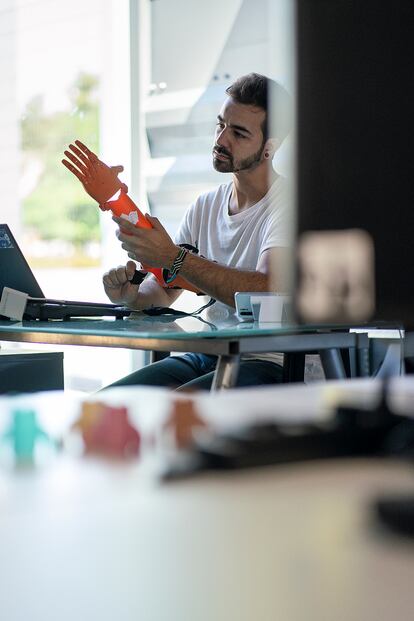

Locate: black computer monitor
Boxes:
[294,0,414,328]
[0,224,44,299]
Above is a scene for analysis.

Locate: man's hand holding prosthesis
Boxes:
[113,215,179,271]
[102,260,141,307]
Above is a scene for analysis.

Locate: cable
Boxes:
[142,297,216,318]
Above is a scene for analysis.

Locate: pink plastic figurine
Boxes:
[74,402,140,458]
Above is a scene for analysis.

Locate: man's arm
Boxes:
[177,246,289,307]
[103,261,181,310]
[132,276,182,309]
[113,216,289,308]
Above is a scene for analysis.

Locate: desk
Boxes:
[0,456,413,621]
[1,380,414,619]
[0,316,370,389]
[0,349,63,394]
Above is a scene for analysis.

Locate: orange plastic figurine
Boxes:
[72,401,103,448]
[163,398,208,449]
[62,140,199,293]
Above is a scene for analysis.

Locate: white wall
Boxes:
[0,0,19,232]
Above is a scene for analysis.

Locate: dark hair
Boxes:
[226,72,291,142]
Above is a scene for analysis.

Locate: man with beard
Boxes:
[68,73,291,390]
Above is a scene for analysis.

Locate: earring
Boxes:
[264,152,270,159]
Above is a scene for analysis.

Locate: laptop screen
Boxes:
[0,224,44,298]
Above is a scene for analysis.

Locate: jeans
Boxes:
[105,353,283,391]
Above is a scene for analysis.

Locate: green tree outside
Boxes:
[21,73,101,265]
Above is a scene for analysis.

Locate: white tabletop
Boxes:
[1,455,414,621]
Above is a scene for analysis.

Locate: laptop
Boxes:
[0,224,132,320]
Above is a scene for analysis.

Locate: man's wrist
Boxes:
[166,245,181,269]
[165,246,189,283]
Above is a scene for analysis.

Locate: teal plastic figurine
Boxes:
[2,409,50,463]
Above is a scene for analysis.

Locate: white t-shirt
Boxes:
[174,175,289,367]
[174,175,289,268]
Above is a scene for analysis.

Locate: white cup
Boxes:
[250,299,262,321]
[250,295,291,322]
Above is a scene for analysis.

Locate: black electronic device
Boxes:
[162,392,407,480]
[374,494,414,538]
[0,224,131,320]
[294,0,414,328]
[0,224,43,298]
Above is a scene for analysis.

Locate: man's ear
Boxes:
[263,138,281,160]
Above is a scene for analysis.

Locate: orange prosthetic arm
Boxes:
[100,191,201,293]
[61,140,201,294]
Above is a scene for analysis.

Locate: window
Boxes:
[0,0,294,390]
[0,0,134,390]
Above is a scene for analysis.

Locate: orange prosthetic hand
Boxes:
[62,140,200,293]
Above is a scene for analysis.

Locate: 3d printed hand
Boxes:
[62,140,127,205]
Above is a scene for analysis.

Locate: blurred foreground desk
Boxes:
[0,457,413,621]
[0,316,371,389]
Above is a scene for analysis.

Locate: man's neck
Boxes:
[229,166,279,214]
